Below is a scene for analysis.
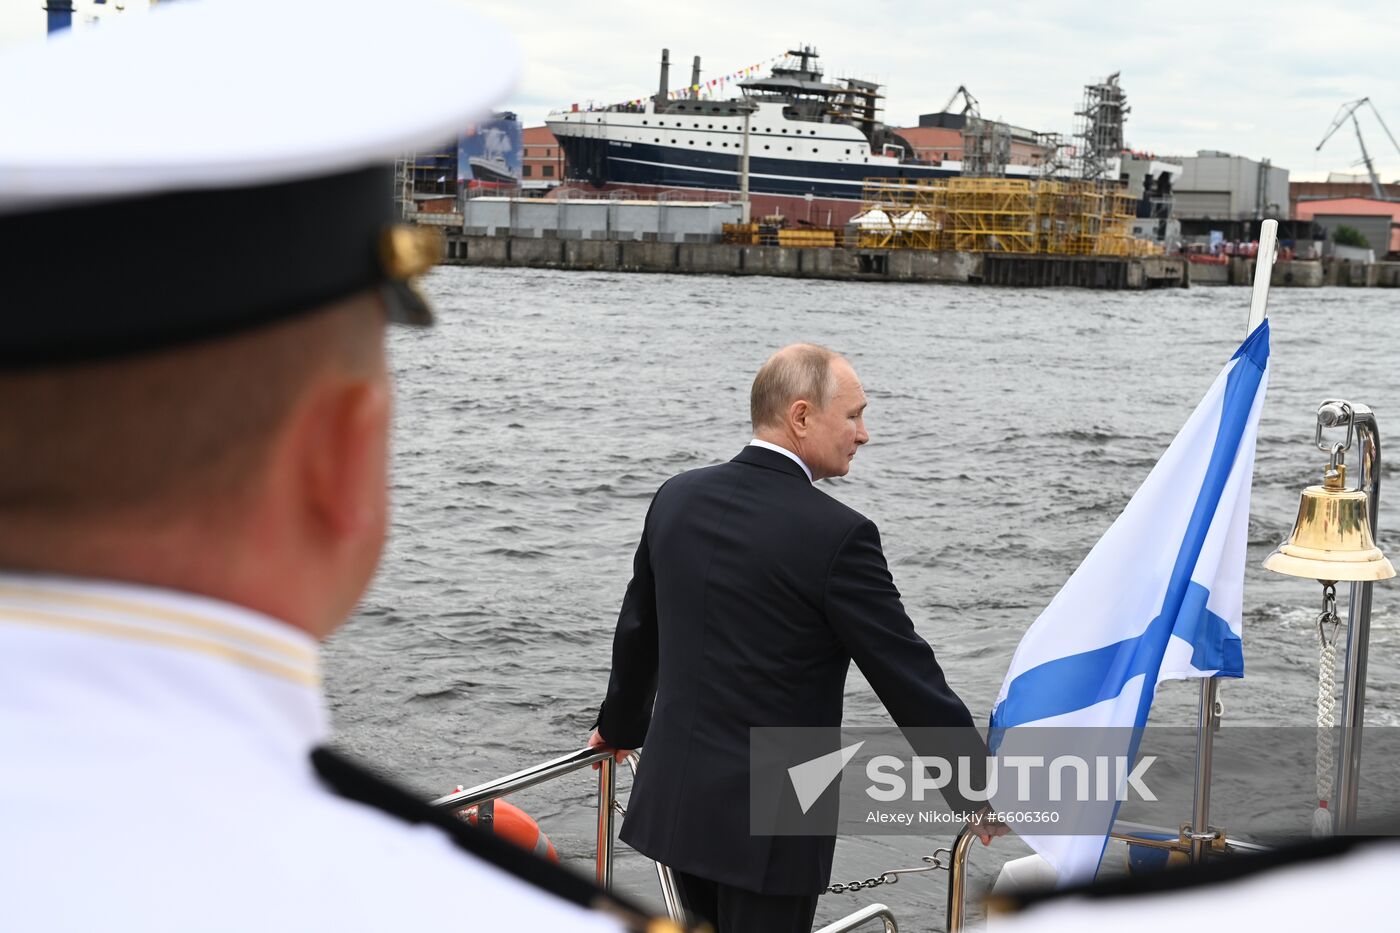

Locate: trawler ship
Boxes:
[546,46,1031,228]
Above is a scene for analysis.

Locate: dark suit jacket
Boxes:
[597,445,977,895]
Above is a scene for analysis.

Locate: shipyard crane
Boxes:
[940,84,980,119]
[1316,98,1400,201]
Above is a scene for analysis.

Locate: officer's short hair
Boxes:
[0,295,382,519]
[750,343,842,432]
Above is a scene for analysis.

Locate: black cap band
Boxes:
[0,165,425,369]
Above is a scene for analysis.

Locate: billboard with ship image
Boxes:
[458,113,523,189]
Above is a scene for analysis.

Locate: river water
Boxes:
[323,268,1399,929]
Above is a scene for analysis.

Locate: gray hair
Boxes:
[749,343,841,432]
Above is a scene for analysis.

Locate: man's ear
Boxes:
[788,399,811,437]
[296,377,391,541]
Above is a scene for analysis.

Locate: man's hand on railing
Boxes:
[586,729,633,770]
[969,806,1012,846]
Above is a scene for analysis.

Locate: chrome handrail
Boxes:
[945,826,978,932]
[432,746,613,810]
[431,746,686,925]
[815,903,899,933]
[616,753,687,923]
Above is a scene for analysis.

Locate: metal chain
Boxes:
[824,849,952,895]
[1313,583,1342,837]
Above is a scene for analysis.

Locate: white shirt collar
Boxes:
[748,438,813,482]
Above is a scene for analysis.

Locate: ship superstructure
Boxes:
[547,47,1022,224]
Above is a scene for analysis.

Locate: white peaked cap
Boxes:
[0,0,521,367]
[0,0,520,213]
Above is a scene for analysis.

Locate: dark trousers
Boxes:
[674,870,820,933]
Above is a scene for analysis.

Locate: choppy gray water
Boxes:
[324,269,1399,928]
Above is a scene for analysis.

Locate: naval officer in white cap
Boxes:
[0,2,659,930]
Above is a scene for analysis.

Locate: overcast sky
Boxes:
[6,0,1399,182]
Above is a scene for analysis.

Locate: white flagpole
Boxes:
[1191,217,1280,864]
[1247,218,1280,333]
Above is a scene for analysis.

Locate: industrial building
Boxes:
[1171,151,1289,221]
[460,195,742,241]
[1290,175,1400,217]
[1288,173,1400,257]
[897,113,1050,167]
[1293,198,1400,257]
[1117,153,1183,248]
[520,126,566,193]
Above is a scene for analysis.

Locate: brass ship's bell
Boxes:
[1263,461,1395,582]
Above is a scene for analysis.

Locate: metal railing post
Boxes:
[945,825,977,932]
[1334,408,1381,832]
[597,756,616,889]
[623,754,685,923]
[1189,677,1219,861]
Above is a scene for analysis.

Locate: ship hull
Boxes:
[557,136,954,196]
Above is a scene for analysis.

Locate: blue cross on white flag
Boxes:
[989,319,1271,884]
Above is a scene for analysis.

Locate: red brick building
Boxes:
[1290,179,1400,218]
[893,122,1051,168]
[522,126,566,191]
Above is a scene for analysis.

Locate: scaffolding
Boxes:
[1098,184,1154,256]
[961,117,1011,178]
[1033,131,1071,178]
[855,177,1161,257]
[1074,72,1130,180]
[393,155,414,219]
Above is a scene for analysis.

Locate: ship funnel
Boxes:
[656,48,670,106]
[691,56,701,98]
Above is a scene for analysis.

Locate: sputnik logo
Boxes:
[787,741,865,814]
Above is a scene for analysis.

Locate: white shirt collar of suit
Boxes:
[747,438,813,482]
[0,570,327,765]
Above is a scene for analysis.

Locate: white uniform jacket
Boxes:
[0,573,620,932]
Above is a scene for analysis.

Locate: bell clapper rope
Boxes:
[1313,580,1342,837]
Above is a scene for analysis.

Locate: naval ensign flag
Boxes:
[989,319,1270,883]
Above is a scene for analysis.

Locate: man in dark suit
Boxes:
[588,343,997,932]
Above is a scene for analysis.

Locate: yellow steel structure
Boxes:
[855,179,943,250]
[943,178,1036,253]
[856,177,1162,256]
[777,228,837,247]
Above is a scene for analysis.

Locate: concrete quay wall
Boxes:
[1192,258,1326,287]
[1325,260,1400,287]
[444,235,1187,289]
[446,235,980,282]
[1187,257,1400,288]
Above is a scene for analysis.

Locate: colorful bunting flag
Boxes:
[587,51,788,112]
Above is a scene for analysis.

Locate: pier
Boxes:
[442,233,1189,289]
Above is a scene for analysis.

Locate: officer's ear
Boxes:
[293,371,392,544]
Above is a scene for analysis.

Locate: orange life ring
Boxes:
[462,799,559,863]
